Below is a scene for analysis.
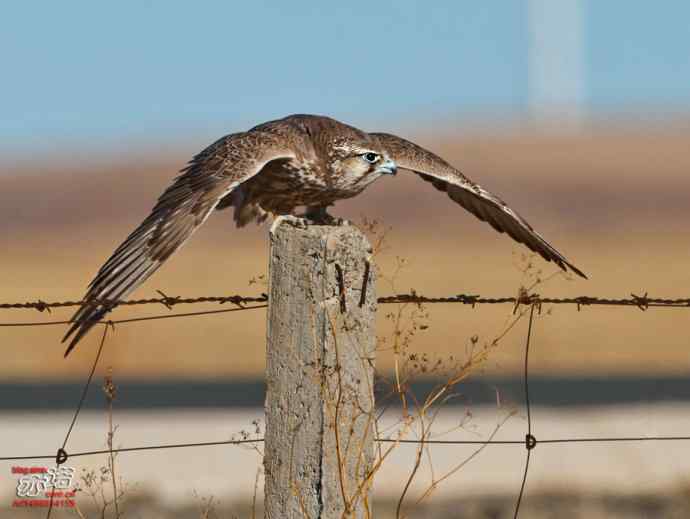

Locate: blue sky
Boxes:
[2,1,689,156]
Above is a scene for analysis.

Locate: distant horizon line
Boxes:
[3,110,690,172]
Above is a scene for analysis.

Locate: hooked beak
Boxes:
[379,159,397,176]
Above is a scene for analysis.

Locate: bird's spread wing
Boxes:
[372,132,586,279]
[63,131,296,355]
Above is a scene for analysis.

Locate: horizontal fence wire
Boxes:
[2,292,690,311]
[1,291,689,329]
[2,292,690,518]
[5,434,690,463]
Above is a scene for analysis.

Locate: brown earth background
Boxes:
[3,120,690,381]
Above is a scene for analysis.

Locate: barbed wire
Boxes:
[1,290,689,315]
[0,293,269,311]
[1,291,686,332]
[379,292,690,309]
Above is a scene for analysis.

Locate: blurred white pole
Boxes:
[528,0,586,125]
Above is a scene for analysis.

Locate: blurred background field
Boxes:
[3,124,690,380]
[2,1,690,517]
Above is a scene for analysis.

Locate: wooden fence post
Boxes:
[264,216,377,519]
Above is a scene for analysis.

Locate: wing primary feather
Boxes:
[372,132,587,279]
[63,129,296,355]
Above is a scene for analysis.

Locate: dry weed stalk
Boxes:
[192,490,219,519]
[72,368,127,519]
[320,306,377,518]
[360,224,566,518]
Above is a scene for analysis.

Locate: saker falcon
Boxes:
[63,114,586,355]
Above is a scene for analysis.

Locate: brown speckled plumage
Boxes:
[63,114,585,355]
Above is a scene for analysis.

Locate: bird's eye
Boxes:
[362,152,379,164]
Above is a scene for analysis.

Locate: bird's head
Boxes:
[327,137,397,188]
